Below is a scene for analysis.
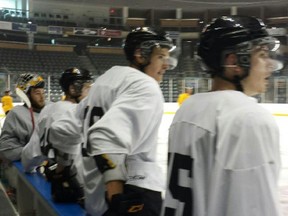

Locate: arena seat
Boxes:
[88,53,127,74]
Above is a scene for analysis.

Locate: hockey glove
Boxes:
[103,191,144,216]
[50,165,85,205]
[40,159,58,182]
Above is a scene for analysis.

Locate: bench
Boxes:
[13,161,86,216]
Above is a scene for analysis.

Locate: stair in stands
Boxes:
[78,55,98,75]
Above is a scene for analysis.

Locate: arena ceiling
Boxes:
[33,0,288,10]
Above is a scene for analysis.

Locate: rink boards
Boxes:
[0,102,288,213]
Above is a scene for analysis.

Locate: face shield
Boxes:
[72,79,93,96]
[165,56,178,70]
[140,40,175,52]
[235,36,283,72]
[140,40,178,70]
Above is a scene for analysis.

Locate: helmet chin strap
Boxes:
[220,65,250,92]
[132,56,150,73]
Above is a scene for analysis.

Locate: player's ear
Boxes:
[224,53,243,75]
[69,85,76,94]
[225,53,237,65]
[134,49,145,64]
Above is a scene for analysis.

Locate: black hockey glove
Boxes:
[103,192,144,216]
[40,159,58,182]
[50,165,85,205]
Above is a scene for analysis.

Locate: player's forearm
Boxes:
[0,147,22,161]
[94,153,127,201]
[105,180,124,201]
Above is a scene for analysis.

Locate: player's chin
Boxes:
[37,101,46,109]
[156,75,164,83]
[157,72,165,81]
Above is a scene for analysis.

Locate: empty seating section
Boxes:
[172,79,179,102]
[49,73,63,102]
[38,51,82,73]
[0,49,41,74]
[88,53,128,74]
[160,79,180,102]
[0,47,186,102]
[0,48,82,74]
[160,79,170,102]
[0,48,84,101]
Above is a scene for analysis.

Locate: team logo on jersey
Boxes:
[128,175,146,181]
[128,204,144,213]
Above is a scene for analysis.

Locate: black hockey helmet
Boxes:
[124,27,175,62]
[59,67,93,93]
[197,15,281,75]
[16,73,45,94]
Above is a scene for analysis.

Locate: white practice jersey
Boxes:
[162,90,281,216]
[0,105,40,161]
[50,66,165,216]
[21,101,82,174]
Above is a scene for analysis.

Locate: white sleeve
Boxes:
[0,107,31,161]
[21,125,45,173]
[87,81,163,156]
[49,106,83,155]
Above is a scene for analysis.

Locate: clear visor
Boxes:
[249,37,280,52]
[73,79,93,87]
[73,80,93,94]
[140,40,175,52]
[253,44,283,72]
[266,58,283,72]
[140,40,178,70]
[236,36,284,72]
[165,56,178,70]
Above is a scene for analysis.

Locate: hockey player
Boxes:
[21,67,93,204]
[0,73,45,208]
[177,86,193,106]
[0,73,45,161]
[49,27,176,215]
[161,16,283,216]
[1,89,14,115]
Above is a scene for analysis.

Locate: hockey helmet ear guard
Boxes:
[16,73,45,94]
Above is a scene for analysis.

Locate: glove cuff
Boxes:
[94,154,127,183]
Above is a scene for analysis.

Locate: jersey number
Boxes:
[164,153,193,216]
[82,106,105,156]
[84,106,104,127]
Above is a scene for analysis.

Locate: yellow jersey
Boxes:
[1,95,14,114]
[177,93,191,106]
